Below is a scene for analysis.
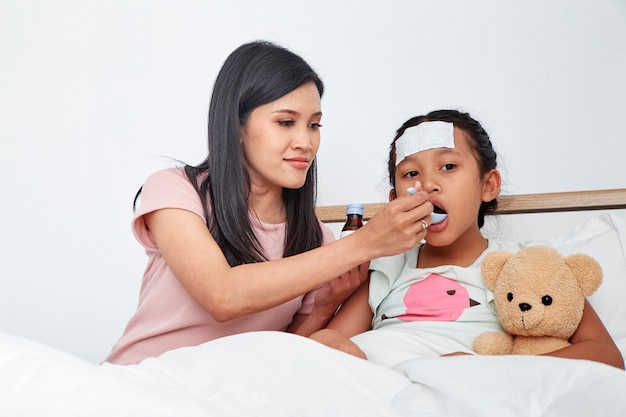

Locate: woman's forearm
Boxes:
[150,191,431,321]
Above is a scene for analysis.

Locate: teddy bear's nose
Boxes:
[519,303,532,312]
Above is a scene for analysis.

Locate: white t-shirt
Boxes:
[367,240,528,349]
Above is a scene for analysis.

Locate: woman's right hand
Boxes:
[355,185,433,259]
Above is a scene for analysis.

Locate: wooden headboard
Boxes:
[315,188,626,223]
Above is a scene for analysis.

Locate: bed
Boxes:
[2,188,626,417]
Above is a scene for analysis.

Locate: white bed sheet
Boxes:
[3,330,626,417]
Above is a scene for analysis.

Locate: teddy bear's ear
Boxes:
[481,250,513,291]
[564,253,603,297]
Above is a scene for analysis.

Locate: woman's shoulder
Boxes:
[141,167,202,199]
[144,167,189,187]
[137,167,207,218]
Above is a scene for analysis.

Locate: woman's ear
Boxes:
[482,169,501,202]
[389,188,397,202]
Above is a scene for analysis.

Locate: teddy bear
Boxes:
[473,245,603,355]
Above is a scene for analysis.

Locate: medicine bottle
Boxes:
[340,204,364,238]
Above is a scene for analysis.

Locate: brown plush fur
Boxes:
[474,246,603,355]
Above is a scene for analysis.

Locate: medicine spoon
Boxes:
[406,187,448,225]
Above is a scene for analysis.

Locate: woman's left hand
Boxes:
[314,261,370,315]
[287,262,369,336]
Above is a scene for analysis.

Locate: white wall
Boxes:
[1,0,625,363]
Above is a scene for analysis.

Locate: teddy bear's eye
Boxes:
[542,295,553,306]
[507,293,513,302]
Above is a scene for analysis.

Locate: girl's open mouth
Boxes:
[431,206,447,225]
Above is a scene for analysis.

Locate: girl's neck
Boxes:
[417,232,488,269]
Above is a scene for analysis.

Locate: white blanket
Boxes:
[2,330,626,417]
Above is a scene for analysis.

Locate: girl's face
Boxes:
[241,82,322,193]
[393,126,500,247]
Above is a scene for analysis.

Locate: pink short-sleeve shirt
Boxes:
[104,168,335,365]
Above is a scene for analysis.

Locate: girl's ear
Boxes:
[482,169,501,202]
[388,188,397,202]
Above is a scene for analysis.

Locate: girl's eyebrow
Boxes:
[433,147,460,156]
[402,147,459,162]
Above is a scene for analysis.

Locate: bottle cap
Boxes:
[346,203,364,216]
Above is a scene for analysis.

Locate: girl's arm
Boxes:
[309,279,374,358]
[326,279,374,336]
[545,299,624,369]
[144,192,432,322]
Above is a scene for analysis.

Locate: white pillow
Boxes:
[544,213,626,358]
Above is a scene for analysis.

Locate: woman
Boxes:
[104,41,432,365]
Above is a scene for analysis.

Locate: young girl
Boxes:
[103,41,433,365]
[311,109,624,369]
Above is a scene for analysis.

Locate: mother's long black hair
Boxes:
[185,41,325,266]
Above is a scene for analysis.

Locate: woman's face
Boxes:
[241,82,322,193]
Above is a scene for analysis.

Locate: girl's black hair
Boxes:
[388,109,498,228]
[136,41,325,266]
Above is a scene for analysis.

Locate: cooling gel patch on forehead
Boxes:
[395,121,455,166]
